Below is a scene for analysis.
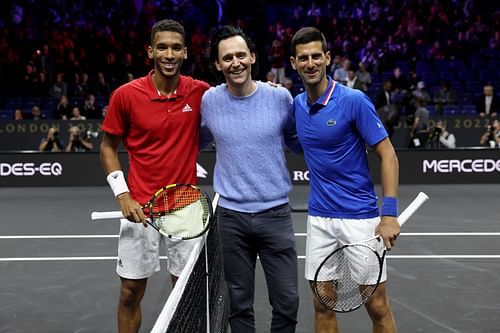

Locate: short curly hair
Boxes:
[150,19,185,45]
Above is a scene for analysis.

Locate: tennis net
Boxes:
[151,194,229,333]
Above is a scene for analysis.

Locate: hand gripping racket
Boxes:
[91,184,213,240]
[313,192,429,313]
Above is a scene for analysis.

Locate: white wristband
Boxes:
[106,170,130,197]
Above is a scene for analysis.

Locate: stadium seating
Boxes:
[5,98,23,111]
[0,110,12,120]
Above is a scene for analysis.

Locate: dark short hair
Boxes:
[290,27,328,57]
[150,19,185,45]
[209,25,259,83]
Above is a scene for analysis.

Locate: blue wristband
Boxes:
[381,197,398,217]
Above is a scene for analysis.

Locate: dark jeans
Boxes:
[217,203,299,333]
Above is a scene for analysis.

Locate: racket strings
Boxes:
[149,185,211,239]
[150,187,201,216]
[315,244,382,312]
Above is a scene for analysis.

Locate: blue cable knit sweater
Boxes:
[200,81,302,212]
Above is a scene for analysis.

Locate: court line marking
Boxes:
[0,235,119,239]
[1,255,500,262]
[294,232,500,237]
[2,232,500,239]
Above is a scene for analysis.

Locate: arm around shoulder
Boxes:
[282,88,303,154]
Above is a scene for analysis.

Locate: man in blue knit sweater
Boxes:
[200,25,302,333]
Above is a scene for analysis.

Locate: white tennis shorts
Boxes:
[116,218,198,279]
[305,215,387,283]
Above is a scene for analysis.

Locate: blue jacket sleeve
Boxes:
[283,90,303,154]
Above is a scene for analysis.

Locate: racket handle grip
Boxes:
[398,192,429,227]
[91,211,124,220]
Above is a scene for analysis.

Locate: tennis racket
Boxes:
[313,191,429,313]
[91,184,213,240]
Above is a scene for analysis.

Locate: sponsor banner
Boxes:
[0,153,104,186]
[0,149,499,187]
[0,152,216,187]
[287,148,500,185]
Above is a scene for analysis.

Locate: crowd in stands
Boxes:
[0,0,499,135]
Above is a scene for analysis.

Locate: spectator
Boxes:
[307,2,321,18]
[13,109,24,121]
[407,70,421,91]
[428,120,456,149]
[65,126,93,152]
[55,95,72,119]
[75,72,90,97]
[93,72,111,97]
[355,62,372,93]
[49,72,68,99]
[409,99,430,148]
[480,119,500,148]
[22,60,37,96]
[268,39,287,84]
[345,69,366,92]
[120,53,137,80]
[70,106,86,120]
[282,76,295,96]
[333,57,351,85]
[329,54,342,78]
[359,39,376,65]
[101,104,109,118]
[427,40,446,60]
[30,106,46,120]
[368,2,382,21]
[374,80,399,138]
[360,48,380,74]
[190,52,208,81]
[488,30,500,52]
[72,72,89,97]
[433,81,458,115]
[39,126,63,152]
[33,71,50,98]
[265,71,275,82]
[82,94,102,119]
[476,84,499,118]
[37,44,54,81]
[410,81,432,112]
[102,52,120,85]
[289,7,305,31]
[190,25,208,58]
[389,67,410,111]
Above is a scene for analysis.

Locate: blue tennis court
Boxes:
[0,184,499,332]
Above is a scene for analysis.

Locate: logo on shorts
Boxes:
[182,104,193,112]
[118,259,123,267]
[327,119,336,126]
